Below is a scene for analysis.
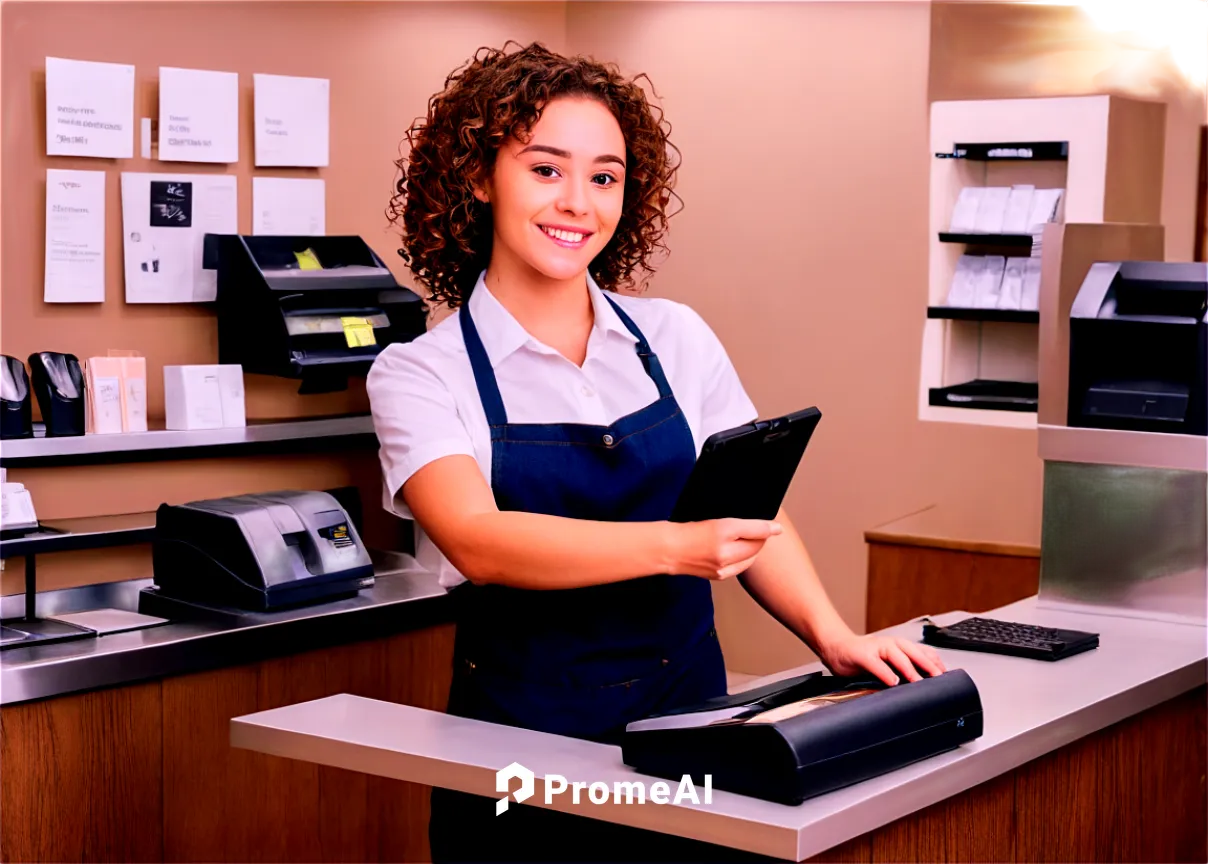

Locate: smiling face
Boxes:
[475,96,627,289]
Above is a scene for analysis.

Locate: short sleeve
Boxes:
[677,304,759,441]
[366,344,476,519]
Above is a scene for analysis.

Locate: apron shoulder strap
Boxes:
[458,305,509,427]
[602,294,673,400]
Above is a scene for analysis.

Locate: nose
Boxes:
[556,177,591,216]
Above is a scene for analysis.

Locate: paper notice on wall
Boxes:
[45,57,135,158]
[158,67,240,163]
[44,169,107,302]
[253,73,330,167]
[120,172,237,303]
[253,177,325,235]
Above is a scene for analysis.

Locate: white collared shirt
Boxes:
[366,270,758,587]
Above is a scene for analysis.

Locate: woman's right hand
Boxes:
[668,518,783,580]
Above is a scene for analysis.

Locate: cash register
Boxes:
[623,668,983,805]
[1068,260,1208,435]
[139,490,374,620]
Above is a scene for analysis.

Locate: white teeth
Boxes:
[544,227,585,243]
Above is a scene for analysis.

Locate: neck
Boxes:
[482,255,593,340]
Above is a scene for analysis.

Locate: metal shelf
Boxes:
[927,307,1039,324]
[0,414,377,468]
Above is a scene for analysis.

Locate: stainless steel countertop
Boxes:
[1,551,451,705]
[230,597,1208,861]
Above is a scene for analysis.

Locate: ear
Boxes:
[472,186,489,204]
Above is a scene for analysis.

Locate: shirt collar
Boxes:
[465,270,638,368]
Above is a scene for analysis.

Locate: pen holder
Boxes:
[28,351,85,437]
[1,356,33,439]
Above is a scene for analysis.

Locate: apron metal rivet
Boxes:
[602,434,614,446]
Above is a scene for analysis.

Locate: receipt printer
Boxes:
[148,490,374,612]
[623,669,983,805]
[203,234,427,393]
[1069,261,1208,435]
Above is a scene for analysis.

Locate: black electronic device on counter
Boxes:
[1,355,33,439]
[622,668,983,805]
[203,234,428,394]
[142,490,374,617]
[27,352,85,437]
[1068,261,1208,435]
[670,407,822,523]
[922,616,1099,661]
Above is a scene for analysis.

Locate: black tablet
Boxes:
[670,407,822,522]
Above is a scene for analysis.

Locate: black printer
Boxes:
[623,669,983,805]
[203,234,427,393]
[142,490,374,616]
[1068,261,1208,435]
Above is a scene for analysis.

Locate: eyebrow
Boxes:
[517,144,625,168]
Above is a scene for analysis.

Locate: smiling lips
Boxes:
[540,224,592,248]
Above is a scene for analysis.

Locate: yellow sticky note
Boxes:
[294,247,323,270]
[341,317,376,348]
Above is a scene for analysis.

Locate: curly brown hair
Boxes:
[387,41,682,309]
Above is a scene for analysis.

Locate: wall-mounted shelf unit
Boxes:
[919,95,1167,430]
[0,414,377,468]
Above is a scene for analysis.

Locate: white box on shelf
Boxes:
[1027,189,1065,231]
[1022,258,1044,311]
[164,365,224,430]
[218,365,246,428]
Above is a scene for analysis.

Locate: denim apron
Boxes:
[428,293,730,862]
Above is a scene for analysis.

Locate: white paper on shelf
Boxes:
[972,187,1010,234]
[45,56,135,158]
[158,66,240,163]
[1027,189,1065,231]
[998,257,1027,310]
[253,73,330,167]
[1022,258,1044,311]
[972,256,1007,309]
[120,172,237,303]
[948,187,983,233]
[44,168,106,303]
[946,255,983,307]
[1001,186,1035,234]
[252,177,325,235]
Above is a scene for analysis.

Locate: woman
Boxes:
[368,42,945,862]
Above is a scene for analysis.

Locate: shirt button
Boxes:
[581,385,595,397]
[602,434,614,446]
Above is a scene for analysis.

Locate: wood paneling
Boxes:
[161,624,455,863]
[0,680,163,863]
[866,543,1039,632]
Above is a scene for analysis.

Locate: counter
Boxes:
[230,597,1207,862]
[1,550,452,705]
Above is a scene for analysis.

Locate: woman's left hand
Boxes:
[819,632,947,686]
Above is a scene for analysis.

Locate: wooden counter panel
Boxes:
[865,684,1206,864]
[160,624,454,863]
[0,680,163,863]
[867,543,1040,631]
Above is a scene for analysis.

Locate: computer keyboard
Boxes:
[921,616,1099,661]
